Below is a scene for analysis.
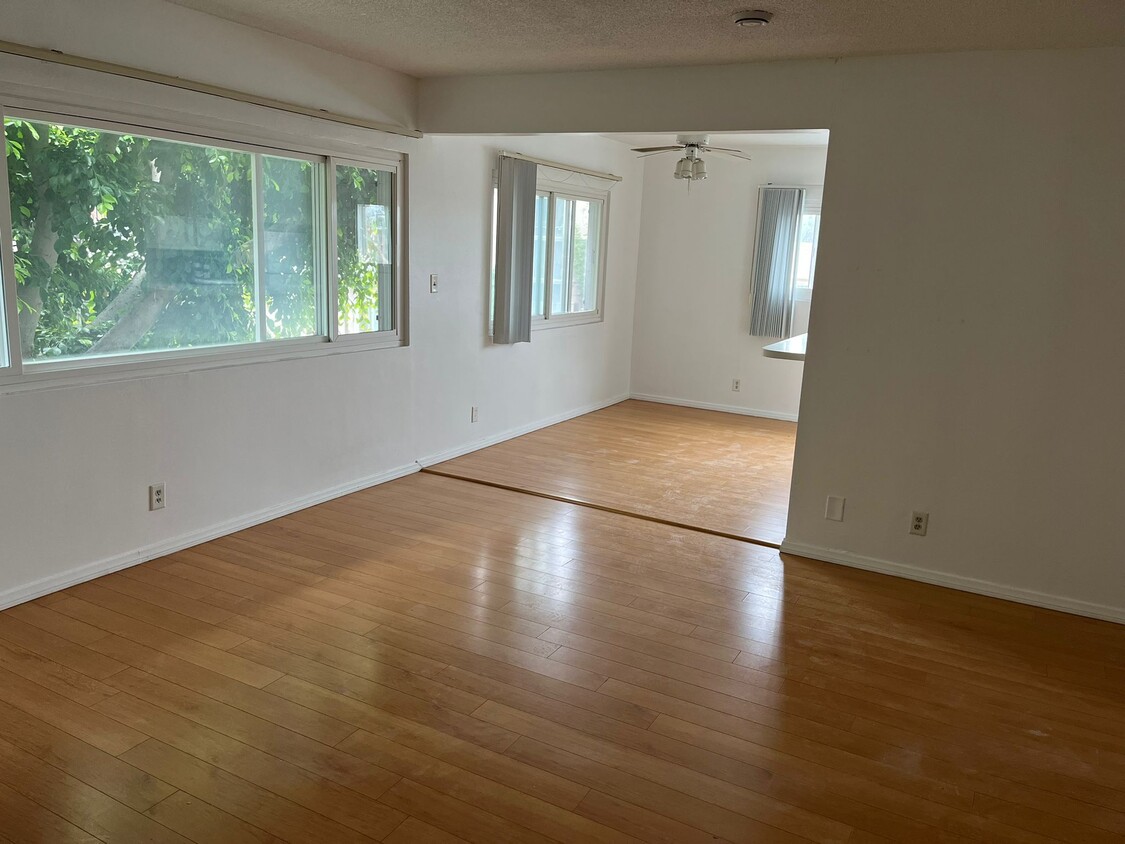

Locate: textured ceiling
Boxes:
[165,0,1125,78]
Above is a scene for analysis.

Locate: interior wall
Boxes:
[2,0,417,129]
[0,6,642,605]
[630,144,828,420]
[420,46,1125,620]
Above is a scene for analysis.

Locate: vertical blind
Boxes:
[749,187,804,339]
[492,155,538,344]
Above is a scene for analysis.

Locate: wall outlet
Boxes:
[910,511,929,536]
[470,406,479,423]
[731,378,741,392]
[825,495,845,521]
[429,273,438,293]
[149,483,166,511]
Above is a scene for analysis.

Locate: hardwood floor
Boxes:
[2,471,1124,842]
[428,400,797,546]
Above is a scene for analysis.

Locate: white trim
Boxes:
[629,392,799,423]
[419,393,629,467]
[0,336,406,397]
[780,540,1125,625]
[500,150,620,183]
[0,39,421,139]
[0,394,630,608]
[0,462,421,612]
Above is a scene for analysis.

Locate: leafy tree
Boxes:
[3,119,388,360]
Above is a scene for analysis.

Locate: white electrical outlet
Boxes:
[470,406,479,423]
[731,378,741,392]
[910,511,929,536]
[429,273,438,293]
[149,483,166,511]
[825,495,845,521]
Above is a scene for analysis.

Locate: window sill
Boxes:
[0,332,405,396]
[530,311,603,331]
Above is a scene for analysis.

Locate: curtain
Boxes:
[492,155,538,344]
[749,187,804,338]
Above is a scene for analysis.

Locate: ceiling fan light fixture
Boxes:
[673,157,693,179]
[733,9,773,27]
[691,158,708,180]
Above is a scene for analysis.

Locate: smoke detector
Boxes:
[734,10,773,27]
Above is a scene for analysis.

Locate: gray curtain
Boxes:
[493,155,537,344]
[749,187,804,338]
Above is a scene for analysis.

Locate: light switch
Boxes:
[825,495,845,521]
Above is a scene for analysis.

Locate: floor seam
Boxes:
[418,467,782,551]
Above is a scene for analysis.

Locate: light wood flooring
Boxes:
[429,400,797,546]
[1,472,1124,842]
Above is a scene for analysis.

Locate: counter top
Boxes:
[762,333,807,361]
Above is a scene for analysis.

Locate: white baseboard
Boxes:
[780,540,1125,625]
[629,392,798,423]
[2,393,632,610]
[418,392,630,467]
[0,462,421,611]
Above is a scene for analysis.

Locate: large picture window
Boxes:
[0,109,404,385]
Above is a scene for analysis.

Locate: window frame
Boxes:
[531,177,609,331]
[0,100,408,394]
[327,154,407,348]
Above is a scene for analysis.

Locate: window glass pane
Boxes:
[531,193,549,318]
[336,163,394,335]
[547,195,602,316]
[260,156,318,339]
[4,117,319,363]
[569,198,601,314]
[551,196,573,316]
[794,212,821,289]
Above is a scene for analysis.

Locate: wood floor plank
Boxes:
[96,693,403,839]
[383,816,469,843]
[145,790,287,844]
[120,738,383,844]
[1,423,1123,843]
[430,399,795,544]
[0,698,177,812]
[95,670,400,800]
[89,634,359,745]
[0,780,103,844]
[0,664,146,756]
[267,674,587,809]
[0,736,191,844]
[376,778,558,844]
[56,596,282,688]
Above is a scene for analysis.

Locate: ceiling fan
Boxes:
[632,134,752,181]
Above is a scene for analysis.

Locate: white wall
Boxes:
[1,0,416,129]
[420,47,1125,621]
[630,145,827,420]
[0,4,642,605]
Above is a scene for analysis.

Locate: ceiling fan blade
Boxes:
[631,145,684,153]
[709,149,754,161]
[701,145,746,154]
[636,150,678,158]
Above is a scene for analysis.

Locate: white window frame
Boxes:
[327,154,407,347]
[532,177,609,330]
[0,99,408,395]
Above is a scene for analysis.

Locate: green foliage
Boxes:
[335,164,390,333]
[3,119,341,359]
